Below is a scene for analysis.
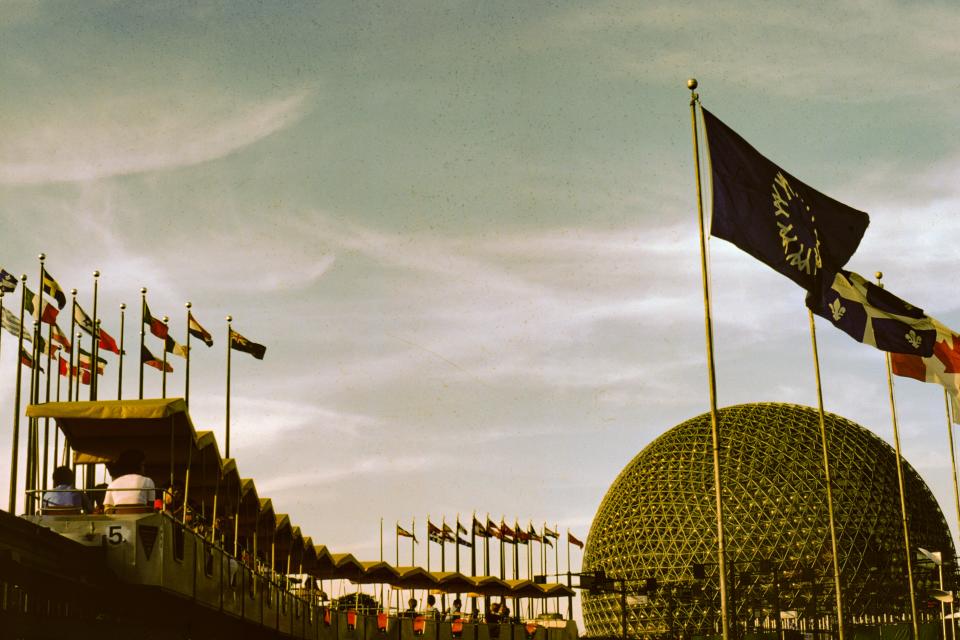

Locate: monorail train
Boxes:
[17,399,580,640]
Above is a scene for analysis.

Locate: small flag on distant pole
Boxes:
[23,287,59,324]
[143,301,169,339]
[229,329,266,359]
[396,524,418,542]
[567,532,583,549]
[165,335,189,358]
[141,344,173,373]
[188,312,214,347]
[98,326,120,355]
[41,268,67,309]
[74,302,95,335]
[0,269,17,293]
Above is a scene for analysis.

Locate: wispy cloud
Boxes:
[0,90,312,185]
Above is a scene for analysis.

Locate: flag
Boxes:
[143,302,168,339]
[807,270,936,357]
[527,525,542,543]
[428,521,451,544]
[41,267,67,309]
[396,524,418,543]
[486,519,500,539]
[141,345,172,373]
[74,302,95,335]
[98,326,120,355]
[891,319,960,422]
[23,286,59,324]
[20,347,41,372]
[79,369,91,385]
[703,107,869,296]
[456,536,472,547]
[568,532,584,549]
[0,269,17,293]
[59,357,81,379]
[164,335,188,358]
[442,523,456,542]
[51,323,71,350]
[499,521,515,543]
[543,526,559,539]
[77,347,107,374]
[543,536,553,548]
[473,517,490,538]
[1,306,23,338]
[230,329,266,360]
[457,521,468,537]
[515,528,529,545]
[188,312,214,347]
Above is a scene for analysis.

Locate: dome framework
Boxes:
[583,403,955,638]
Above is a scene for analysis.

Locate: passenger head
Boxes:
[408,598,417,609]
[427,595,436,606]
[453,598,462,609]
[114,449,146,476]
[52,466,74,487]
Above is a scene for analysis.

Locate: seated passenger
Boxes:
[103,449,156,510]
[42,466,91,512]
[486,602,501,624]
[424,594,440,620]
[445,598,463,621]
[404,598,418,617]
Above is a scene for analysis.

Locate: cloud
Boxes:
[525,1,960,100]
[0,90,312,185]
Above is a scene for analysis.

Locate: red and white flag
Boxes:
[891,318,960,423]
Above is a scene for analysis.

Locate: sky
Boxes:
[2,0,960,624]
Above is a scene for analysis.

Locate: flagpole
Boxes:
[90,270,99,401]
[139,288,146,399]
[945,390,959,640]
[117,303,125,400]
[807,309,847,640]
[877,272,920,640]
[42,323,53,492]
[456,514,461,574]
[566,529,572,621]
[225,315,232,458]
[8,272,27,514]
[68,290,77,402]
[688,78,730,640]
[27,317,41,515]
[0,291,4,363]
[396,521,400,566]
[427,514,431,571]
[411,517,416,566]
[185,302,192,407]
[74,330,82,403]
[161,316,169,398]
[484,513,490,577]
[380,517,384,562]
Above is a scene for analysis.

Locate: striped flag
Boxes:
[51,323,71,350]
[41,268,67,309]
[1,306,23,337]
[77,347,106,374]
[143,302,168,339]
[23,286,59,324]
[396,524,418,543]
[0,269,17,293]
[141,344,172,373]
[165,335,188,358]
[567,532,584,549]
[98,326,120,355]
[188,312,213,347]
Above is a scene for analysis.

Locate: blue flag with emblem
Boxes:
[703,107,869,295]
[0,269,16,293]
[807,270,936,357]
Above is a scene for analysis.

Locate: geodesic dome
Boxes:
[583,403,954,638]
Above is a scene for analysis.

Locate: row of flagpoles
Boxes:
[0,254,269,514]
[388,515,585,620]
[687,79,960,640]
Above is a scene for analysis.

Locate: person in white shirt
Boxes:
[103,449,156,509]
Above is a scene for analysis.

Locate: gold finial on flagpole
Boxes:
[186,301,192,309]
[38,253,45,262]
[687,78,698,90]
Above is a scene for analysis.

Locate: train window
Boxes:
[203,544,214,577]
[172,522,185,562]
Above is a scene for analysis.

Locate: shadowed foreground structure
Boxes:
[583,403,954,639]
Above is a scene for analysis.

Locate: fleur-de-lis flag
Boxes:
[806,270,936,357]
[703,107,869,295]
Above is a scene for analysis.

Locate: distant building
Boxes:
[583,403,954,638]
